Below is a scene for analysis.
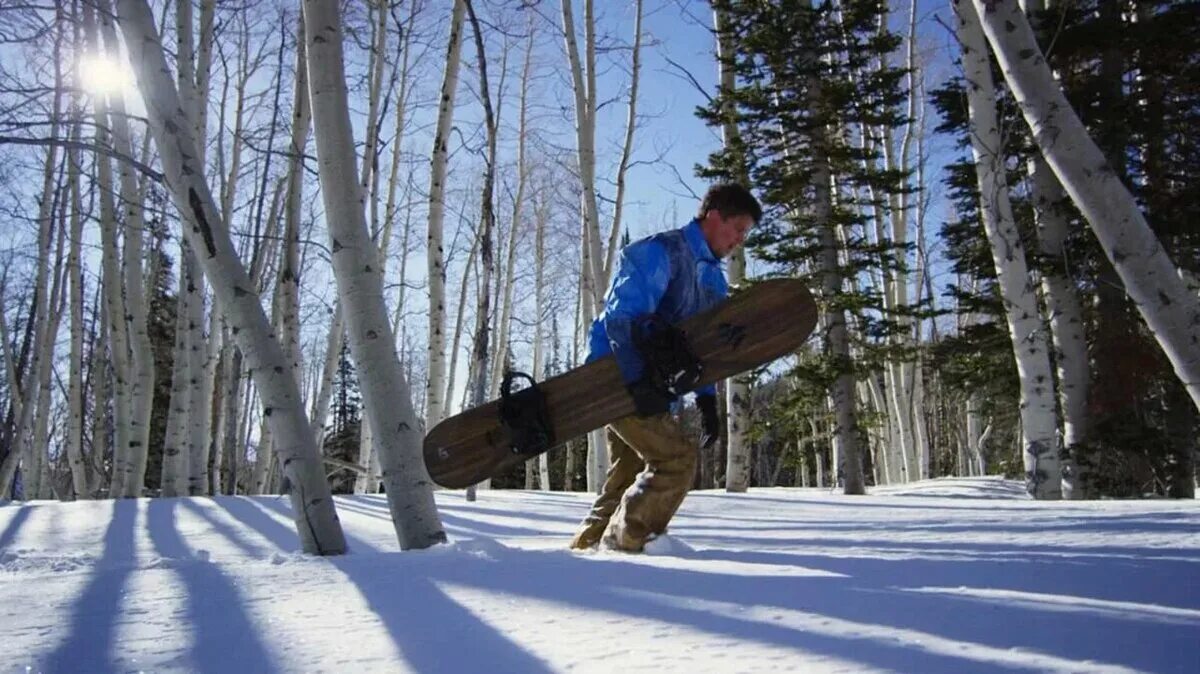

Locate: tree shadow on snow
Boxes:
[42,500,138,674]
[422,540,1199,674]
[179,498,275,558]
[228,497,556,674]
[0,504,32,550]
[145,499,277,674]
[250,496,378,553]
[331,554,558,674]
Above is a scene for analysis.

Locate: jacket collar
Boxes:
[684,218,719,263]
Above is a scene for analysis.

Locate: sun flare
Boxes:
[78,55,131,96]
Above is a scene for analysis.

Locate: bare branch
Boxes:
[0,135,164,182]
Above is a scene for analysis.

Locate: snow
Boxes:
[1,477,1197,673]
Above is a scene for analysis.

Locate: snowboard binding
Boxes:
[497,370,554,457]
[634,315,703,397]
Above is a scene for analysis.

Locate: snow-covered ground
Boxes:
[1,477,1197,673]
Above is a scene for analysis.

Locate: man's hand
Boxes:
[697,394,720,448]
[628,377,673,417]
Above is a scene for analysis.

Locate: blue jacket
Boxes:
[587,219,728,399]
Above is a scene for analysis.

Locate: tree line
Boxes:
[0,0,1195,554]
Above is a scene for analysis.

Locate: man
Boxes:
[569,183,761,552]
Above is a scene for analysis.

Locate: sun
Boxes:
[78,55,132,96]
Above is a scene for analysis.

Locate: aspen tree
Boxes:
[114,0,347,554]
[425,0,467,427]
[304,0,446,548]
[714,5,752,492]
[953,0,1061,498]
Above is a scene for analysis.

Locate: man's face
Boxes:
[700,209,754,259]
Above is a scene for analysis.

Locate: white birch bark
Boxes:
[65,125,88,498]
[560,0,603,315]
[715,6,751,492]
[561,0,608,494]
[95,3,155,497]
[1030,158,1089,498]
[353,1,390,495]
[865,372,892,483]
[1021,0,1089,500]
[27,165,68,500]
[183,0,219,497]
[796,1,864,495]
[899,0,931,480]
[954,0,1061,498]
[187,308,219,496]
[160,248,191,497]
[211,18,260,496]
[425,0,467,427]
[114,0,347,554]
[304,0,445,548]
[444,233,479,417]
[159,0,199,498]
[601,0,643,289]
[8,113,60,500]
[308,306,344,452]
[489,32,534,401]
[860,133,911,484]
[217,337,243,494]
[90,290,110,497]
[533,193,551,490]
[86,3,134,500]
[972,0,1200,413]
[461,0,501,501]
[279,8,310,489]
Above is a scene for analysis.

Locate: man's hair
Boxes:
[697,183,762,224]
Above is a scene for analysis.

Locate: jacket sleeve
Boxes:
[604,240,670,384]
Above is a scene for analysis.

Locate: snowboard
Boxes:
[423,278,818,489]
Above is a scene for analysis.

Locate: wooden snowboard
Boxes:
[423,278,818,488]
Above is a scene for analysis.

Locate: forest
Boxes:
[0,0,1196,554]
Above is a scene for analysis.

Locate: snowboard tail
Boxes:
[423,278,818,488]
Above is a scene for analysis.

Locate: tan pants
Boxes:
[569,414,697,552]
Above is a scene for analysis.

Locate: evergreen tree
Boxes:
[931,0,1199,496]
[332,341,361,436]
[701,0,911,490]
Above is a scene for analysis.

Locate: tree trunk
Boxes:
[160,245,191,498]
[462,0,499,502]
[281,6,310,480]
[1029,158,1090,498]
[799,10,864,495]
[954,0,1062,499]
[184,257,213,496]
[65,123,88,498]
[90,288,110,497]
[424,0,467,428]
[972,0,1200,414]
[715,7,752,493]
[561,0,609,493]
[92,7,157,498]
[560,0,603,315]
[218,340,243,494]
[115,0,347,555]
[533,193,551,490]
[601,0,643,290]
[444,233,479,418]
[351,0,392,495]
[28,168,69,500]
[489,33,534,402]
[304,0,445,549]
[308,307,344,453]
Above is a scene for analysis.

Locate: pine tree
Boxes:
[332,341,361,436]
[702,0,911,493]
